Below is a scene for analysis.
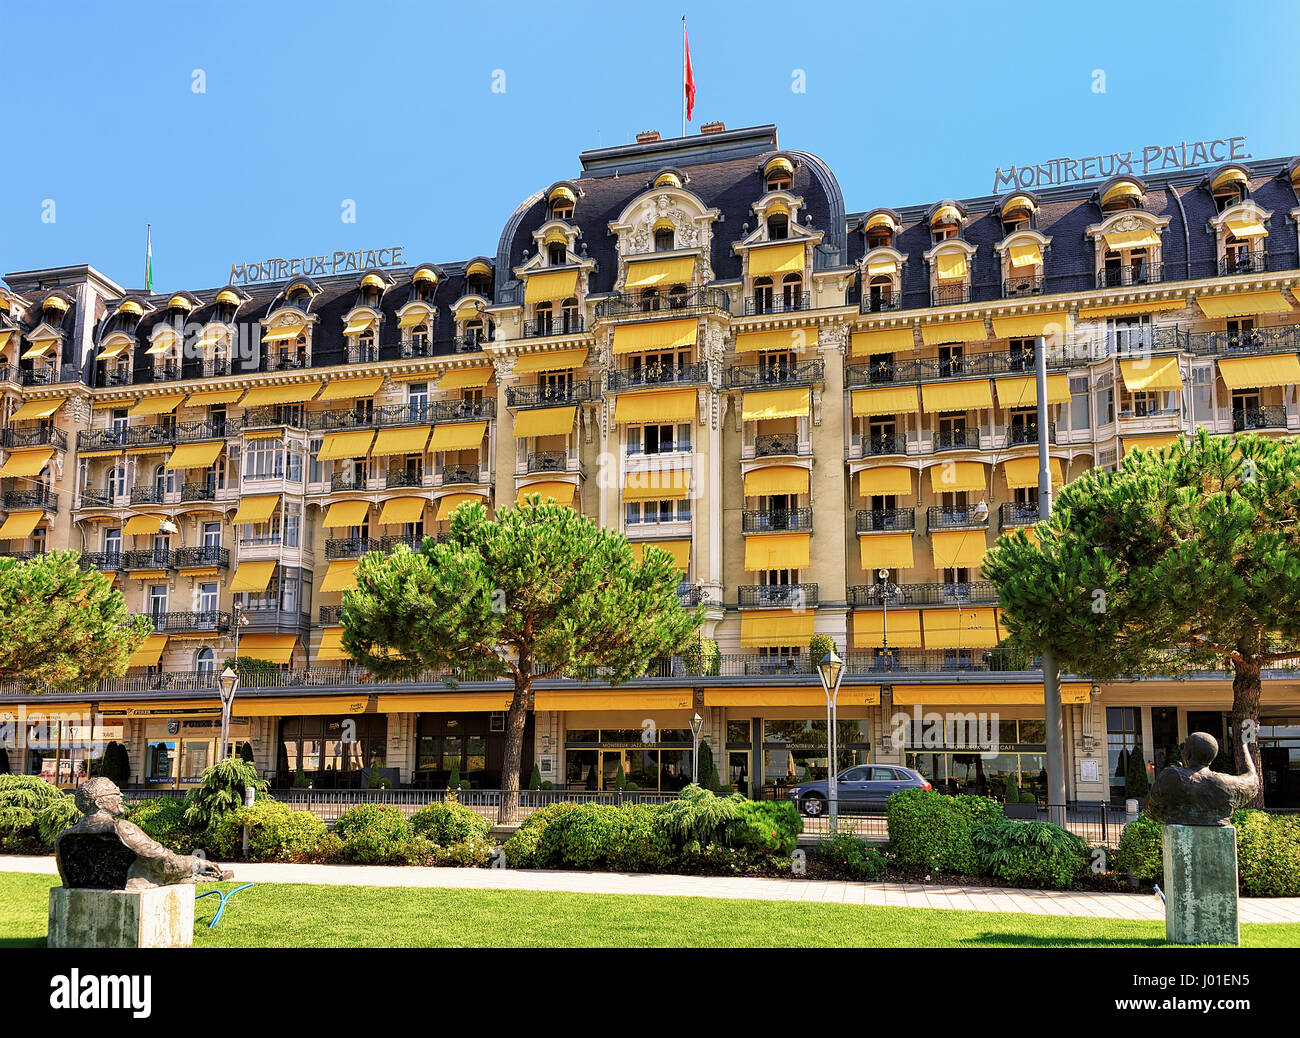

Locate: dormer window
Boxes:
[548,243,566,266]
[932,222,958,244]
[763,156,794,193]
[866,228,893,250]
[767,213,789,240]
[1212,177,1246,212]
[929,205,963,245]
[1003,212,1030,233]
[1099,180,1143,214]
[286,284,312,309]
[766,171,791,192]
[465,260,493,300]
[654,227,675,252]
[552,199,573,221]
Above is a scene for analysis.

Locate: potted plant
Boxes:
[1002,775,1037,819]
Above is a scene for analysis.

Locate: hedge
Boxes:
[209,800,327,862]
[410,800,491,846]
[331,804,415,865]
[128,797,203,853]
[972,820,1090,890]
[886,789,1003,875]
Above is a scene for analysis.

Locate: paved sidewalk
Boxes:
[5,855,1299,923]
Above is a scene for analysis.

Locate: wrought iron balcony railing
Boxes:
[606,363,709,392]
[307,398,495,432]
[330,472,360,491]
[860,292,905,314]
[3,488,58,512]
[241,405,305,431]
[151,363,184,382]
[325,537,378,559]
[740,507,814,533]
[377,532,445,554]
[77,489,113,509]
[522,316,585,338]
[122,549,173,570]
[318,605,344,625]
[1096,263,1164,289]
[148,610,231,633]
[505,379,598,409]
[131,485,164,505]
[847,581,999,607]
[173,545,231,569]
[79,552,122,572]
[1002,275,1044,298]
[1006,424,1056,445]
[861,433,907,456]
[727,358,824,390]
[1233,405,1288,432]
[594,287,729,320]
[21,365,80,386]
[935,428,980,451]
[0,426,67,451]
[1219,251,1269,277]
[440,465,480,484]
[743,293,811,316]
[1188,322,1300,358]
[526,451,569,473]
[927,504,989,529]
[386,469,424,488]
[753,433,805,458]
[998,502,1041,529]
[180,482,218,502]
[737,583,818,609]
[855,507,915,533]
[931,284,971,307]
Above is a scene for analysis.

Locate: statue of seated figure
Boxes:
[1145,729,1259,827]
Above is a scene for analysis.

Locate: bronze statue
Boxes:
[54,778,231,891]
[1145,729,1259,827]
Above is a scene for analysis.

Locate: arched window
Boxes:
[1099,181,1143,215]
[196,648,215,675]
[931,220,958,244]
[560,297,579,334]
[154,464,174,497]
[667,285,688,310]
[551,199,573,221]
[107,464,127,498]
[358,328,376,362]
[752,277,774,314]
[286,285,311,309]
[766,171,791,192]
[654,227,675,252]
[1224,234,1252,275]
[640,288,661,313]
[868,275,895,312]
[865,228,893,250]
[767,214,789,240]
[782,273,804,310]
[548,243,566,266]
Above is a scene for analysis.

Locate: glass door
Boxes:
[600,750,628,790]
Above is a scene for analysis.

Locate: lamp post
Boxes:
[816,649,845,834]
[690,712,704,786]
[877,569,900,667]
[218,665,239,761]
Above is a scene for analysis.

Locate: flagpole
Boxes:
[682,17,686,139]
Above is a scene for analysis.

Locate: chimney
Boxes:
[635,130,661,144]
[700,121,725,135]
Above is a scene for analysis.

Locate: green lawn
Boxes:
[3,872,1298,948]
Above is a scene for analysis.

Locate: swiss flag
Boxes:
[684,29,695,122]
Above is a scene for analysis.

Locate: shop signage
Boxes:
[229,246,407,286]
[991,137,1250,193]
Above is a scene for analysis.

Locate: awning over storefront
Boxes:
[611,319,697,354]
[928,461,986,494]
[851,385,920,416]
[523,270,580,304]
[1118,356,1183,391]
[622,256,694,289]
[920,319,985,346]
[230,560,277,593]
[319,559,360,593]
[1217,353,1300,390]
[512,405,576,438]
[428,421,487,452]
[850,327,915,356]
[239,381,322,407]
[858,465,914,497]
[513,348,588,373]
[1002,456,1064,489]
[435,492,487,521]
[535,689,695,711]
[377,497,427,525]
[734,327,818,352]
[628,539,690,572]
[612,387,696,424]
[858,531,914,569]
[322,500,370,528]
[127,634,168,668]
[994,374,1071,408]
[9,397,64,421]
[376,692,516,713]
[748,241,806,277]
[515,481,576,507]
[920,379,993,412]
[741,387,809,421]
[891,683,1092,706]
[930,530,988,570]
[923,607,1000,648]
[318,377,385,401]
[0,447,53,477]
[231,495,280,525]
[622,468,690,501]
[739,610,816,648]
[163,441,224,471]
[1195,291,1293,319]
[743,531,810,570]
[238,692,376,716]
[703,687,880,708]
[853,609,922,648]
[371,426,431,456]
[743,465,809,497]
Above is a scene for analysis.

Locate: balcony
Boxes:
[847,581,999,607]
[1219,251,1269,277]
[1002,275,1044,298]
[240,604,311,632]
[318,605,344,625]
[307,399,496,432]
[594,287,729,321]
[677,585,719,608]
[1,550,46,561]
[846,348,1072,388]
[148,610,231,634]
[175,420,230,444]
[753,433,805,458]
[737,583,818,609]
[77,489,113,509]
[1189,322,1300,358]
[203,360,234,378]
[606,363,709,392]
[1096,263,1164,289]
[4,488,58,512]
[998,502,1041,529]
[861,433,908,457]
[78,424,178,452]
[855,507,915,533]
[173,545,231,570]
[505,380,598,409]
[740,507,813,533]
[330,472,361,492]
[1233,406,1288,432]
[325,537,378,559]
[180,482,218,503]
[931,284,971,307]
[21,365,80,386]
[727,358,824,390]
[400,340,432,359]
[860,291,905,314]
[0,426,67,451]
[385,469,425,488]
[241,405,304,432]
[928,504,989,530]
[123,549,173,570]
[131,485,164,505]
[377,532,444,553]
[743,293,811,316]
[440,464,481,484]
[525,451,569,474]
[625,442,691,457]
[521,316,585,338]
[78,552,122,572]
[935,428,980,451]
[151,362,184,382]
[1006,423,1055,446]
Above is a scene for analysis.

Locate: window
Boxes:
[287,450,303,484]
[148,584,168,617]
[766,172,791,192]
[104,528,121,555]
[629,423,690,455]
[931,222,958,244]
[534,301,553,334]
[781,273,803,309]
[281,575,299,613]
[107,464,127,498]
[551,199,573,221]
[547,243,566,266]
[767,214,789,240]
[1191,366,1214,426]
[560,298,579,333]
[198,582,218,612]
[866,276,894,312]
[284,514,300,548]
[654,227,674,252]
[625,499,690,525]
[752,277,774,313]
[1070,375,1090,431]
[196,648,215,675]
[1095,372,1115,425]
[244,438,285,480]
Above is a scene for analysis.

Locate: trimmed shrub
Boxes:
[817,834,888,881]
[237,742,255,764]
[331,804,414,864]
[1115,814,1163,880]
[886,789,994,875]
[209,800,327,862]
[446,762,460,790]
[613,762,626,792]
[35,795,81,848]
[502,801,585,868]
[697,740,720,792]
[293,766,310,788]
[410,800,491,846]
[1235,810,1300,897]
[0,806,39,852]
[128,797,202,853]
[101,741,131,786]
[1125,745,1150,799]
[1003,776,1020,805]
[540,780,553,791]
[973,820,1090,890]
[528,764,542,790]
[183,757,268,832]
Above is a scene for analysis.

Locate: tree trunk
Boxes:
[1230,657,1265,809]
[497,675,531,823]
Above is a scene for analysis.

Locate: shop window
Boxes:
[1106,707,1140,803]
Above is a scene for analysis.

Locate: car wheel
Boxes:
[801,794,825,817]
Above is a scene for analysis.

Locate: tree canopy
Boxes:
[341,497,703,792]
[0,551,153,688]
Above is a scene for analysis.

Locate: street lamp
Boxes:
[877,569,900,667]
[817,649,845,834]
[690,712,704,786]
[218,665,239,761]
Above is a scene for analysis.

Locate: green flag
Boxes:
[145,225,153,293]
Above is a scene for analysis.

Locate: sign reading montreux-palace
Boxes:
[229,246,407,286]
[991,137,1250,193]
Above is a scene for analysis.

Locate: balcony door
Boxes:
[1232,390,1261,430]
[868,417,896,454]
[937,412,967,448]
[149,584,168,620]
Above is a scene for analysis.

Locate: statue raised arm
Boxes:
[1145,729,1259,827]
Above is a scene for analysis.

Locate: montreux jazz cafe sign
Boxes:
[229,246,407,286]
[991,137,1250,193]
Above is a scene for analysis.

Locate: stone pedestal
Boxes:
[1162,824,1239,946]
[48,886,195,948]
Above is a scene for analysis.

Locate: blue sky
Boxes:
[2,0,1297,291]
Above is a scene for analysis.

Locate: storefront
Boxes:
[143,716,253,786]
[415,711,533,789]
[1258,715,1300,807]
[562,726,695,791]
[276,714,388,787]
[905,718,1048,799]
[19,712,123,788]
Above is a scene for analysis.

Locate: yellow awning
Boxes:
[739,610,815,648]
[437,367,494,390]
[523,269,579,304]
[453,301,481,323]
[744,531,810,570]
[230,560,277,593]
[858,531,914,569]
[920,320,986,346]
[628,539,690,572]
[866,258,897,276]
[428,421,487,452]
[623,256,694,289]
[1118,356,1183,391]
[0,447,53,477]
[372,426,431,456]
[128,634,169,669]
[1007,243,1042,268]
[466,260,493,278]
[376,691,515,712]
[934,251,968,282]
[929,461,986,494]
[743,466,809,497]
[1212,169,1248,191]
[398,308,432,329]
[237,634,297,665]
[1217,354,1300,390]
[322,500,371,528]
[231,495,280,525]
[21,338,57,360]
[516,481,577,507]
[0,330,12,348]
[931,530,988,570]
[315,627,349,662]
[148,332,178,356]
[1224,216,1267,240]
[125,444,173,456]
[858,466,913,497]
[1196,291,1293,319]
[994,374,1071,408]
[185,389,244,406]
[122,514,164,536]
[534,689,695,712]
[851,327,914,356]
[611,318,697,354]
[923,608,1000,648]
[262,322,305,343]
[1003,456,1063,489]
[163,441,224,471]
[319,560,361,594]
[318,377,385,401]
[1124,434,1181,457]
[991,312,1072,340]
[512,406,576,439]
[317,430,376,461]
[0,510,45,539]
[892,683,1092,706]
[622,468,690,502]
[513,348,588,374]
[741,388,809,421]
[1078,299,1187,320]
[853,609,922,649]
[920,379,993,412]
[1103,229,1160,250]
[96,339,131,360]
[343,314,376,336]
[378,497,427,525]
[851,385,920,416]
[703,687,880,708]
[435,493,487,521]
[748,242,805,278]
[613,388,696,424]
[734,327,819,352]
[240,381,322,407]
[128,394,185,417]
[9,397,65,421]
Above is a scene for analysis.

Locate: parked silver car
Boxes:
[789,765,931,816]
